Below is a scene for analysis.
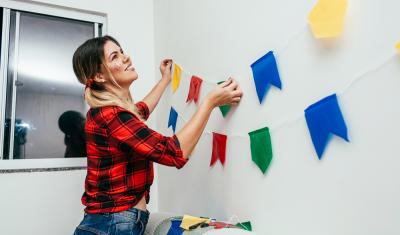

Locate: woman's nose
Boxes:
[123,54,130,63]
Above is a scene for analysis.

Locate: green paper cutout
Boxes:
[235,221,252,231]
[248,127,272,174]
[219,105,231,117]
[217,81,231,117]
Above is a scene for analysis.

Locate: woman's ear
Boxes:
[93,73,106,83]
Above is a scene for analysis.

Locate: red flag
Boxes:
[186,75,203,104]
[210,132,227,167]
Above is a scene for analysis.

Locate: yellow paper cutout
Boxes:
[307,0,348,38]
[180,215,210,230]
[396,42,400,53]
[172,63,182,93]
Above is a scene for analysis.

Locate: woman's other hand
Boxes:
[206,77,243,108]
[159,59,173,83]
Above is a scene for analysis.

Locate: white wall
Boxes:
[0,170,87,234]
[154,0,400,234]
[0,0,157,234]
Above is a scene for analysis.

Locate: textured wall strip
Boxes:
[0,166,86,174]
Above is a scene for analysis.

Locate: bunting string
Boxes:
[169,53,396,138]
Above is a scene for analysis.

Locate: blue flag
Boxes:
[251,51,282,104]
[168,107,178,133]
[305,94,349,159]
[167,219,184,235]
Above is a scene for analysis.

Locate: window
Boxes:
[0,4,105,167]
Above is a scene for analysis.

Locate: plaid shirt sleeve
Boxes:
[135,101,150,120]
[108,108,188,169]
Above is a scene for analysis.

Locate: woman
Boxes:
[72,35,243,235]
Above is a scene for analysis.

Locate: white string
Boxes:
[274,24,308,54]
[338,54,396,95]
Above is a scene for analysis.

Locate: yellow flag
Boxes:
[180,215,210,230]
[396,42,400,53]
[172,63,182,93]
[307,0,348,38]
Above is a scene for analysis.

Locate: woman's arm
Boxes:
[142,59,172,114]
[176,78,242,158]
[176,98,214,158]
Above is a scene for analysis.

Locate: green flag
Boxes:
[236,221,252,231]
[248,127,272,174]
[217,81,231,117]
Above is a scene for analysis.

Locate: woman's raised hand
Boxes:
[206,77,243,108]
[159,59,173,82]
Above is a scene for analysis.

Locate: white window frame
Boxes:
[0,0,107,170]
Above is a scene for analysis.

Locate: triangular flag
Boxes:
[180,215,210,230]
[186,75,203,104]
[208,221,237,229]
[210,132,227,167]
[167,219,184,235]
[307,0,348,38]
[172,63,182,93]
[396,42,400,54]
[251,51,282,104]
[219,104,231,117]
[305,94,349,159]
[168,107,178,133]
[217,81,232,117]
[235,221,252,231]
[248,127,272,174]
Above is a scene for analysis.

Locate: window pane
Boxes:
[5,11,94,159]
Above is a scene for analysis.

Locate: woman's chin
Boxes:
[126,73,138,83]
[132,72,138,81]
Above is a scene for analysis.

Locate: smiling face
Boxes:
[101,40,138,89]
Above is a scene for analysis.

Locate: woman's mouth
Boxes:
[125,64,135,71]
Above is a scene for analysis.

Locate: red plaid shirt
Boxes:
[82,102,188,213]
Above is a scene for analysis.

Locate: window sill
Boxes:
[0,157,86,172]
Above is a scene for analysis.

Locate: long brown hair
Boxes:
[72,35,139,115]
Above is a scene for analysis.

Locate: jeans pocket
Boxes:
[114,221,146,235]
[114,222,134,235]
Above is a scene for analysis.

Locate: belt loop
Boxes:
[136,209,141,224]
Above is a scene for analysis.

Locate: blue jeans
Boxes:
[73,208,150,235]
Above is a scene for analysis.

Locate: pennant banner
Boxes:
[172,63,182,93]
[248,127,273,174]
[186,75,203,104]
[236,221,252,231]
[305,94,349,159]
[219,104,231,117]
[210,132,227,167]
[217,81,232,117]
[168,107,178,133]
[251,51,282,104]
[208,221,236,229]
[307,0,348,38]
[180,215,210,230]
[167,219,184,235]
